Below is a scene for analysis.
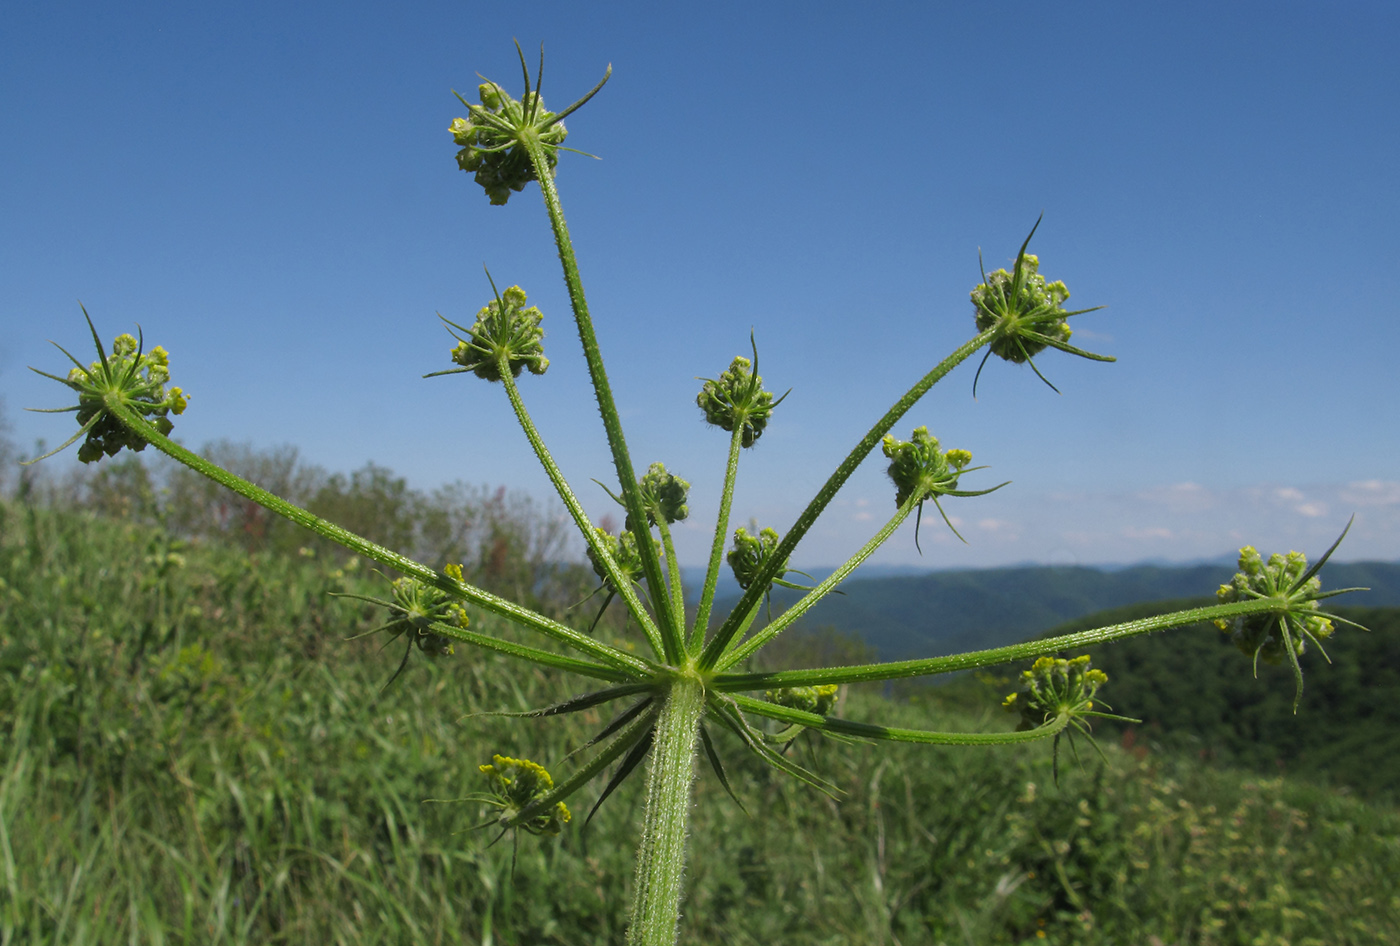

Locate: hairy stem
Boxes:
[690,424,745,653]
[656,518,687,653]
[714,597,1289,690]
[498,363,667,658]
[734,694,1072,745]
[701,329,996,668]
[628,675,705,946]
[423,619,631,683]
[522,136,684,659]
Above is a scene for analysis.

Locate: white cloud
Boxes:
[731,479,1399,569]
[1122,526,1174,540]
[1341,480,1400,506]
[1137,481,1218,513]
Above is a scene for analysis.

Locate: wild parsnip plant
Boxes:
[29,45,1367,946]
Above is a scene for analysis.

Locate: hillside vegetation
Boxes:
[1031,600,1399,800]
[741,561,1400,663]
[3,493,1399,944]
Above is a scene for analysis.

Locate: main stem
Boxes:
[628,675,705,946]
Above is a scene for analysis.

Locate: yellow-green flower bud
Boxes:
[587,526,645,593]
[966,221,1111,396]
[387,574,466,658]
[1004,654,1109,732]
[972,254,1072,364]
[478,754,572,836]
[727,525,788,592]
[34,315,192,465]
[765,684,839,716]
[1213,546,1334,665]
[444,285,549,382]
[696,354,782,447]
[881,427,972,508]
[630,462,689,528]
[450,83,566,205]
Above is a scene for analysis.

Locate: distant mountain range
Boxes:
[698,560,1400,661]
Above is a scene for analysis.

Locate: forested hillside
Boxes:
[731,560,1400,661]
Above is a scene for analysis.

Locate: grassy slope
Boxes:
[3,500,1398,944]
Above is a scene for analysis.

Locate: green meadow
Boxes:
[2,484,1397,945]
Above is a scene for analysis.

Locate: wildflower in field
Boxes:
[882,426,1004,549]
[449,42,609,205]
[438,282,550,381]
[27,310,187,464]
[969,217,1112,395]
[476,754,572,836]
[1212,527,1369,709]
[696,342,787,448]
[26,40,1368,946]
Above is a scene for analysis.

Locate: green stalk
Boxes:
[498,363,667,658]
[733,694,1071,745]
[106,399,652,677]
[654,518,687,654]
[690,424,745,653]
[627,675,705,946]
[714,597,1289,691]
[425,620,631,683]
[700,329,996,669]
[522,136,684,660]
[718,492,920,670]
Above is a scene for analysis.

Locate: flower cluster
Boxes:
[341,565,468,687]
[633,462,690,528]
[447,45,609,207]
[385,570,467,658]
[1003,655,1109,732]
[765,684,839,716]
[881,427,973,509]
[696,353,782,447]
[33,320,188,464]
[727,525,788,593]
[441,284,549,382]
[477,754,572,836]
[972,253,1073,364]
[587,525,646,594]
[1214,546,1335,665]
[965,221,1111,396]
[450,83,569,206]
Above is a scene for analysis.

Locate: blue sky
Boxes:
[3,1,1397,570]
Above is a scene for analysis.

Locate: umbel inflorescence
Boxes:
[27,41,1367,946]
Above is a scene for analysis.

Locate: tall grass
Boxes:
[2,499,1397,944]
